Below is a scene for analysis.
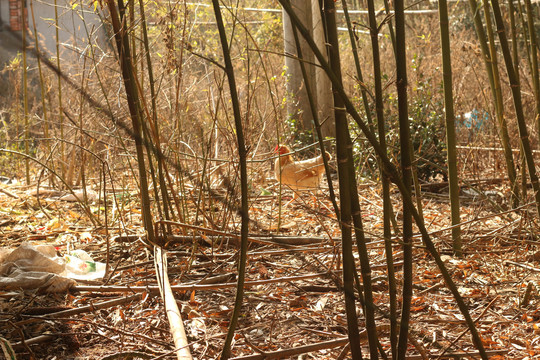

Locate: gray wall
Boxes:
[0,0,108,62]
[30,0,108,61]
[0,0,9,28]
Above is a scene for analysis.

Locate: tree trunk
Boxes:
[283,0,334,139]
[283,0,314,134]
[312,0,335,138]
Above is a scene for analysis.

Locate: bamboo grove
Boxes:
[2,0,540,358]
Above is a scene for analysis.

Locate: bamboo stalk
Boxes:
[340,0,375,131]
[508,0,520,78]
[321,0,363,356]
[138,0,176,224]
[210,2,250,358]
[490,0,540,215]
[105,0,155,242]
[277,2,488,357]
[21,0,30,185]
[54,0,65,182]
[438,0,461,256]
[154,247,192,360]
[468,0,520,206]
[524,0,540,142]
[506,0,523,207]
[393,0,414,357]
[29,0,51,186]
[366,0,397,356]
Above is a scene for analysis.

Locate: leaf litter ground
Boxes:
[0,175,539,359]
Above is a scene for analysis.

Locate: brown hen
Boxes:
[274,145,331,205]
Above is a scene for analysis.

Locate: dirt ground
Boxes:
[0,166,539,359]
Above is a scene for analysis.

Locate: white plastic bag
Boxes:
[0,243,75,292]
[64,249,106,280]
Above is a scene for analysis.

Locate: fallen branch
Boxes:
[504,260,540,273]
[11,335,55,350]
[457,145,540,154]
[73,272,331,293]
[15,294,141,327]
[229,336,354,359]
[0,188,19,199]
[21,316,171,347]
[154,246,192,360]
[230,339,508,360]
[73,265,402,294]
[113,231,326,247]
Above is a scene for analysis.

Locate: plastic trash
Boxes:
[64,249,106,280]
[462,109,488,130]
[0,243,106,293]
[0,243,74,292]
